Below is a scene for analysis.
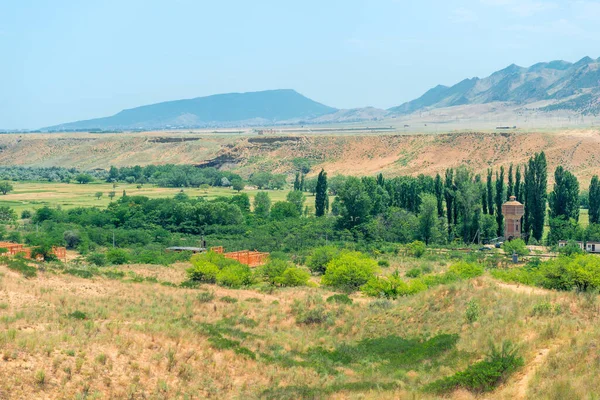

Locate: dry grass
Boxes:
[1,257,599,399]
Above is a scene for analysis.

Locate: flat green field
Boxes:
[0,182,307,214]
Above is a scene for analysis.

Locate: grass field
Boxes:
[0,182,308,214]
[2,254,599,399]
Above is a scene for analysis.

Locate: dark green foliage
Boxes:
[590,175,600,224]
[0,181,14,195]
[337,177,372,227]
[495,167,505,237]
[326,294,353,305]
[425,341,523,394]
[434,173,444,217]
[524,152,548,242]
[196,291,215,303]
[405,268,422,278]
[377,259,390,267]
[549,166,580,221]
[75,174,93,184]
[515,165,522,201]
[486,168,494,216]
[220,296,238,303]
[6,259,37,278]
[253,191,271,219]
[306,246,340,274]
[315,169,328,217]
[68,311,88,320]
[106,248,129,265]
[507,164,514,200]
[321,251,378,290]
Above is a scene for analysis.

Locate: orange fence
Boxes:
[211,246,224,254]
[0,242,67,261]
[224,250,269,267]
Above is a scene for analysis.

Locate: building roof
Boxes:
[166,247,205,252]
[503,195,523,206]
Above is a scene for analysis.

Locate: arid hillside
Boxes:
[1,129,600,185]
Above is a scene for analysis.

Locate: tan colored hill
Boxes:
[1,129,600,185]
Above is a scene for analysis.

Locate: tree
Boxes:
[444,169,455,236]
[286,190,306,215]
[95,192,103,200]
[589,175,600,224]
[338,177,372,227]
[0,206,17,223]
[249,172,272,189]
[75,174,93,184]
[315,169,328,217]
[254,191,271,219]
[0,181,13,195]
[270,201,300,220]
[515,166,522,201]
[108,191,116,201]
[434,173,444,217]
[231,178,245,192]
[495,167,505,237]
[486,169,494,216]
[549,166,580,222]
[321,251,378,290]
[507,164,514,200]
[524,152,547,242]
[293,172,301,191]
[418,194,439,245]
[63,230,81,249]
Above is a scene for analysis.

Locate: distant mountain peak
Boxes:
[45,89,338,131]
[389,56,600,115]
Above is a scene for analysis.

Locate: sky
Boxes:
[1,0,600,129]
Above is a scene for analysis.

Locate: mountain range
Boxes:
[45,56,600,131]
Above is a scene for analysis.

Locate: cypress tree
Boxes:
[487,169,494,216]
[376,173,385,187]
[525,152,547,242]
[315,169,328,217]
[495,167,505,237]
[434,173,444,217]
[507,164,514,200]
[515,165,521,201]
[589,175,600,224]
[300,173,305,192]
[293,172,301,191]
[444,168,455,235]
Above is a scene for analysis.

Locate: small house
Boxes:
[586,241,600,254]
[558,240,584,250]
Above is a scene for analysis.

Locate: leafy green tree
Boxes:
[75,174,93,184]
[306,246,340,274]
[253,191,271,219]
[495,167,505,237]
[0,181,14,195]
[108,191,116,200]
[434,173,444,217]
[515,165,522,201]
[249,172,272,189]
[486,168,494,216]
[315,169,328,217]
[231,178,245,192]
[507,164,514,200]
[95,192,103,200]
[502,239,529,256]
[589,175,600,224]
[270,201,300,220]
[549,166,579,222]
[524,152,547,242]
[444,169,455,235]
[338,177,372,227]
[63,230,81,249]
[286,190,306,215]
[418,194,439,245]
[0,206,17,223]
[270,174,287,190]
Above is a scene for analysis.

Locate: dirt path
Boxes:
[493,281,553,296]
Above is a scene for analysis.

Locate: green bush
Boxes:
[220,296,238,303]
[465,300,480,323]
[321,251,378,290]
[6,259,37,278]
[502,239,529,257]
[68,310,87,320]
[216,264,253,288]
[326,294,353,305]
[407,241,426,258]
[377,259,390,268]
[306,246,339,274]
[405,267,422,278]
[86,252,107,267]
[186,261,220,283]
[106,248,129,265]
[257,259,290,285]
[275,267,310,287]
[449,261,484,279]
[425,341,523,393]
[196,291,215,303]
[361,271,427,299]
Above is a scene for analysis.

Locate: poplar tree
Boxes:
[549,166,580,221]
[507,164,514,200]
[444,168,455,235]
[524,152,547,242]
[434,173,444,217]
[589,175,600,224]
[495,167,505,237]
[315,169,328,217]
[515,165,521,201]
[487,169,494,216]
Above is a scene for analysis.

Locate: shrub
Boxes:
[6,259,37,278]
[68,310,87,320]
[256,259,290,285]
[321,251,378,290]
[21,210,32,219]
[449,261,484,279]
[275,267,310,287]
[326,294,353,305]
[186,261,220,283]
[405,267,422,278]
[377,259,390,268]
[558,241,585,256]
[216,264,253,288]
[106,248,129,265]
[407,241,426,258]
[220,296,238,303]
[502,239,529,257]
[196,291,215,303]
[86,252,107,267]
[291,296,331,325]
[361,271,427,299]
[426,341,523,393]
[465,300,480,323]
[306,246,339,274]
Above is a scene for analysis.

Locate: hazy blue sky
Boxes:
[1,0,600,128]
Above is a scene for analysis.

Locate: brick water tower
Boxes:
[502,196,524,239]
